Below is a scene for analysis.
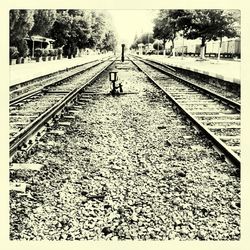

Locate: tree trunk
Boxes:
[217,37,222,61]
[163,39,166,56]
[171,39,175,58]
[200,37,206,59]
[200,46,205,59]
[79,48,84,57]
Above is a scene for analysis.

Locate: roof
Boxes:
[25,35,55,43]
[138,43,145,47]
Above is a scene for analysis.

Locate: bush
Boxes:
[48,49,54,56]
[53,49,58,56]
[10,47,19,59]
[34,48,43,57]
[57,47,63,55]
[73,47,78,57]
[23,48,30,58]
[42,49,49,57]
[153,42,164,51]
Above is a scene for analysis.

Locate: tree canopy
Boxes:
[153,10,192,55]
[9,9,118,58]
[130,32,154,50]
[30,10,57,36]
[9,10,35,57]
[152,9,240,58]
[153,10,189,43]
[183,10,240,45]
[50,10,118,56]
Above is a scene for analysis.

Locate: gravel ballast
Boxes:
[9,60,240,240]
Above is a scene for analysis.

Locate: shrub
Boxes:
[153,42,164,51]
[23,48,30,58]
[73,47,78,57]
[42,49,49,57]
[53,49,58,56]
[34,48,43,57]
[10,47,19,59]
[48,49,54,56]
[57,47,63,55]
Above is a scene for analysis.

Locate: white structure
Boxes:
[138,43,144,55]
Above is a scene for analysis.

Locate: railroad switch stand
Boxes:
[109,71,123,96]
[118,83,123,93]
[110,83,123,96]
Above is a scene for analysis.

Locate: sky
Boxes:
[107,10,157,47]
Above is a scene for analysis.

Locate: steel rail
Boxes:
[10,59,115,158]
[10,89,43,106]
[10,59,110,106]
[130,58,240,167]
[132,55,176,72]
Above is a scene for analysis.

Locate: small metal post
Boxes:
[119,83,123,93]
[111,80,116,95]
[109,71,118,96]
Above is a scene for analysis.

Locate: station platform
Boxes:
[9,54,112,86]
[140,55,241,84]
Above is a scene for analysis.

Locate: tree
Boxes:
[140,33,154,45]
[86,11,118,52]
[214,10,240,60]
[101,30,117,52]
[97,11,117,52]
[183,10,240,60]
[71,13,92,54]
[50,11,76,57]
[153,10,190,57]
[130,33,154,51]
[68,9,86,17]
[50,10,117,57]
[88,11,107,50]
[153,40,163,54]
[67,9,92,51]
[50,11,72,48]
[30,10,57,36]
[9,9,34,56]
[130,34,139,50]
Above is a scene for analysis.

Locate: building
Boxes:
[24,35,55,58]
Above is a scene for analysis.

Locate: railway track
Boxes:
[129,56,240,167]
[9,58,240,240]
[9,57,116,161]
[134,56,240,103]
[10,57,113,103]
